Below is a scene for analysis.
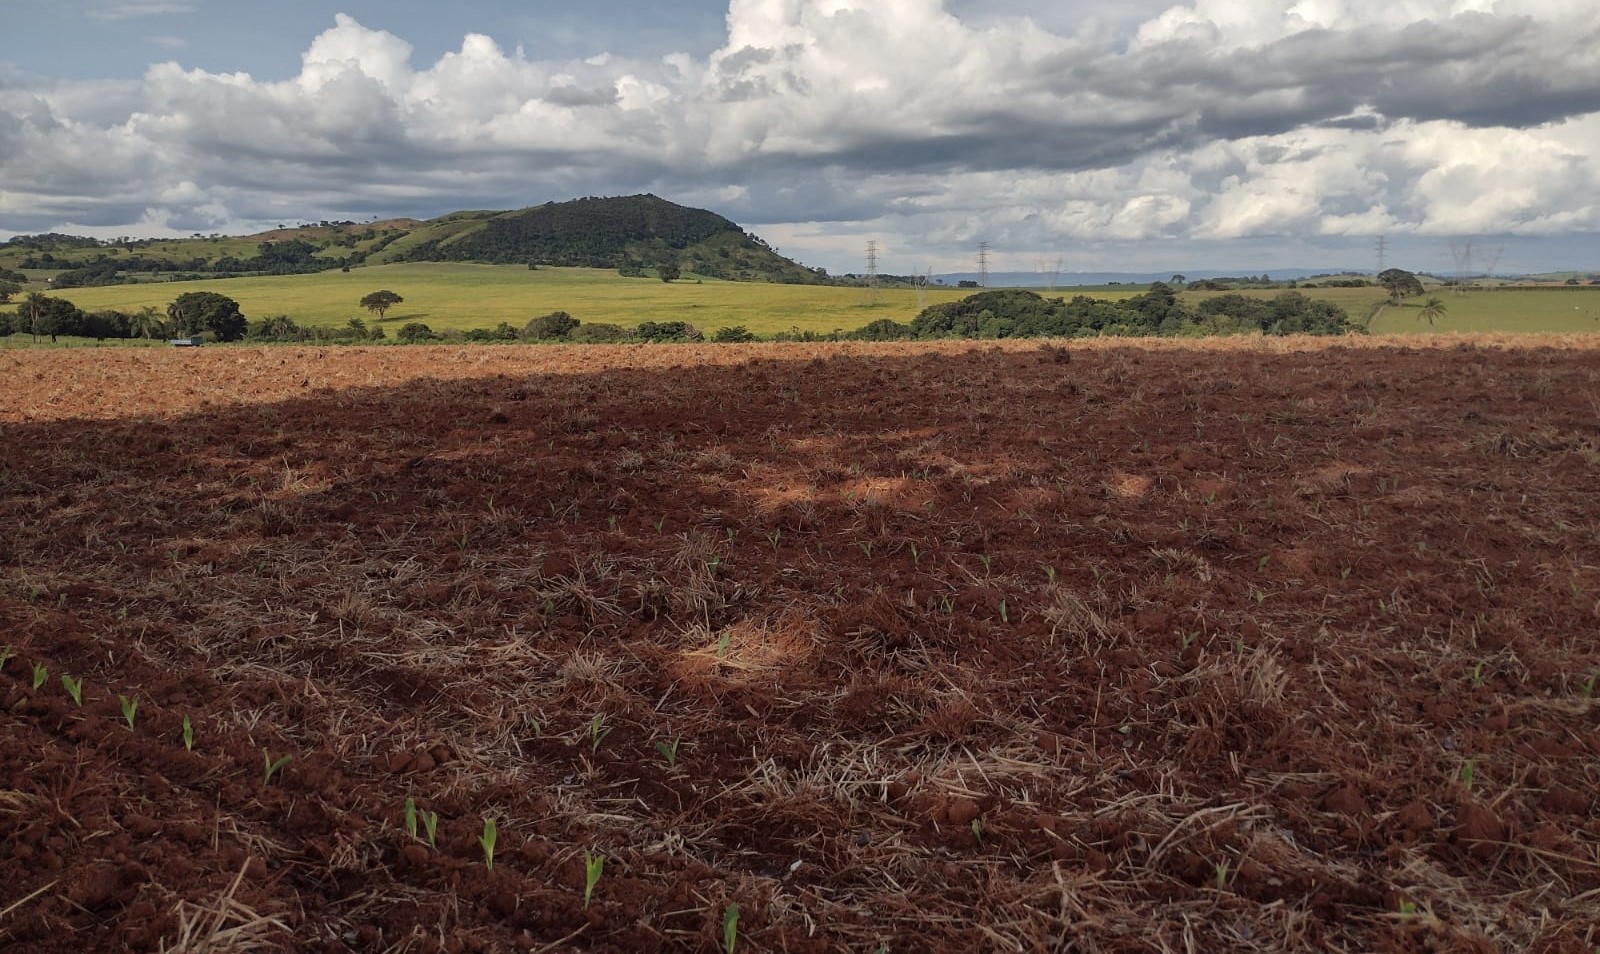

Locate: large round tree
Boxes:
[168,291,248,342]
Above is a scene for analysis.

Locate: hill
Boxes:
[0,196,827,289]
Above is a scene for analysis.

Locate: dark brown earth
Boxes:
[1,338,1597,952]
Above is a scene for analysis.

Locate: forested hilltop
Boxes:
[0,195,828,288]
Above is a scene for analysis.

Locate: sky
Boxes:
[3,0,1600,276]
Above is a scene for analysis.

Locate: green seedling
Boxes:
[404,797,419,841]
[588,714,611,754]
[715,630,732,658]
[119,694,138,729]
[479,817,498,870]
[1459,759,1476,791]
[1581,672,1596,698]
[978,554,992,574]
[767,529,781,549]
[1180,631,1199,650]
[1469,662,1486,689]
[61,674,83,706]
[0,645,12,672]
[31,663,47,690]
[181,716,194,752]
[723,902,741,954]
[910,543,921,566]
[970,818,984,845]
[859,541,874,559]
[1340,566,1352,581]
[655,737,681,768]
[1257,556,1270,572]
[1398,900,1417,916]
[653,518,665,534]
[1213,859,1231,891]
[1041,564,1056,584]
[583,851,604,908]
[421,810,439,848]
[998,600,1009,624]
[263,751,293,785]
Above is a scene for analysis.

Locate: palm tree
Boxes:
[1418,297,1448,326]
[130,305,164,340]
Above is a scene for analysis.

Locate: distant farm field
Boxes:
[28,266,1600,338]
[47,264,974,337]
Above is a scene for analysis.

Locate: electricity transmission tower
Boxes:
[1375,235,1387,276]
[865,240,880,305]
[1480,246,1504,289]
[1039,255,1063,292]
[913,266,932,309]
[1448,240,1475,295]
[978,242,991,288]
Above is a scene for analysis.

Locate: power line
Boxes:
[978,242,990,288]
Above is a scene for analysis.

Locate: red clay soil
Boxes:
[0,338,1597,953]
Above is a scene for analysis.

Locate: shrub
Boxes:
[396,322,436,343]
[570,322,628,343]
[711,325,757,343]
[525,311,580,340]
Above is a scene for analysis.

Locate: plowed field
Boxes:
[1,338,1597,953]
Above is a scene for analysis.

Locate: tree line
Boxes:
[2,284,1358,346]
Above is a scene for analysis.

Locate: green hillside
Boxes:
[0,195,827,288]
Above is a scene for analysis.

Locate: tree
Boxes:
[1377,268,1424,304]
[168,291,248,341]
[360,289,404,320]
[1170,274,1187,285]
[0,280,19,303]
[1418,297,1448,326]
[657,263,681,283]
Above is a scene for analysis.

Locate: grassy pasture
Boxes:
[24,264,1600,338]
[48,264,975,337]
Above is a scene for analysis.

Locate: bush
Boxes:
[850,318,912,341]
[525,311,580,340]
[569,322,628,343]
[396,322,436,343]
[711,325,757,343]
[634,321,702,342]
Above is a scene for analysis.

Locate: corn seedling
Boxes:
[588,714,611,754]
[119,694,137,729]
[1459,759,1476,791]
[479,817,498,870]
[998,600,1009,624]
[1581,672,1596,698]
[1180,631,1199,650]
[859,541,874,559]
[1041,564,1056,584]
[263,751,293,786]
[1469,662,1486,689]
[61,674,83,707]
[0,645,11,672]
[978,554,992,574]
[583,852,604,908]
[715,630,732,658]
[1398,900,1417,917]
[31,663,47,690]
[910,543,921,565]
[404,797,419,841]
[723,902,741,954]
[970,818,984,845]
[655,737,681,767]
[421,810,438,848]
[1257,556,1270,572]
[181,715,194,752]
[1213,859,1231,891]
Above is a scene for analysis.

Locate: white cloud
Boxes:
[4,0,1600,270]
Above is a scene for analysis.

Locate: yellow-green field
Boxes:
[44,264,974,336]
[19,264,1600,337]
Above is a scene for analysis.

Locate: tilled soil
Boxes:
[1,338,1597,953]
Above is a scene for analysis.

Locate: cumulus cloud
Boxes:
[4,0,1600,270]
